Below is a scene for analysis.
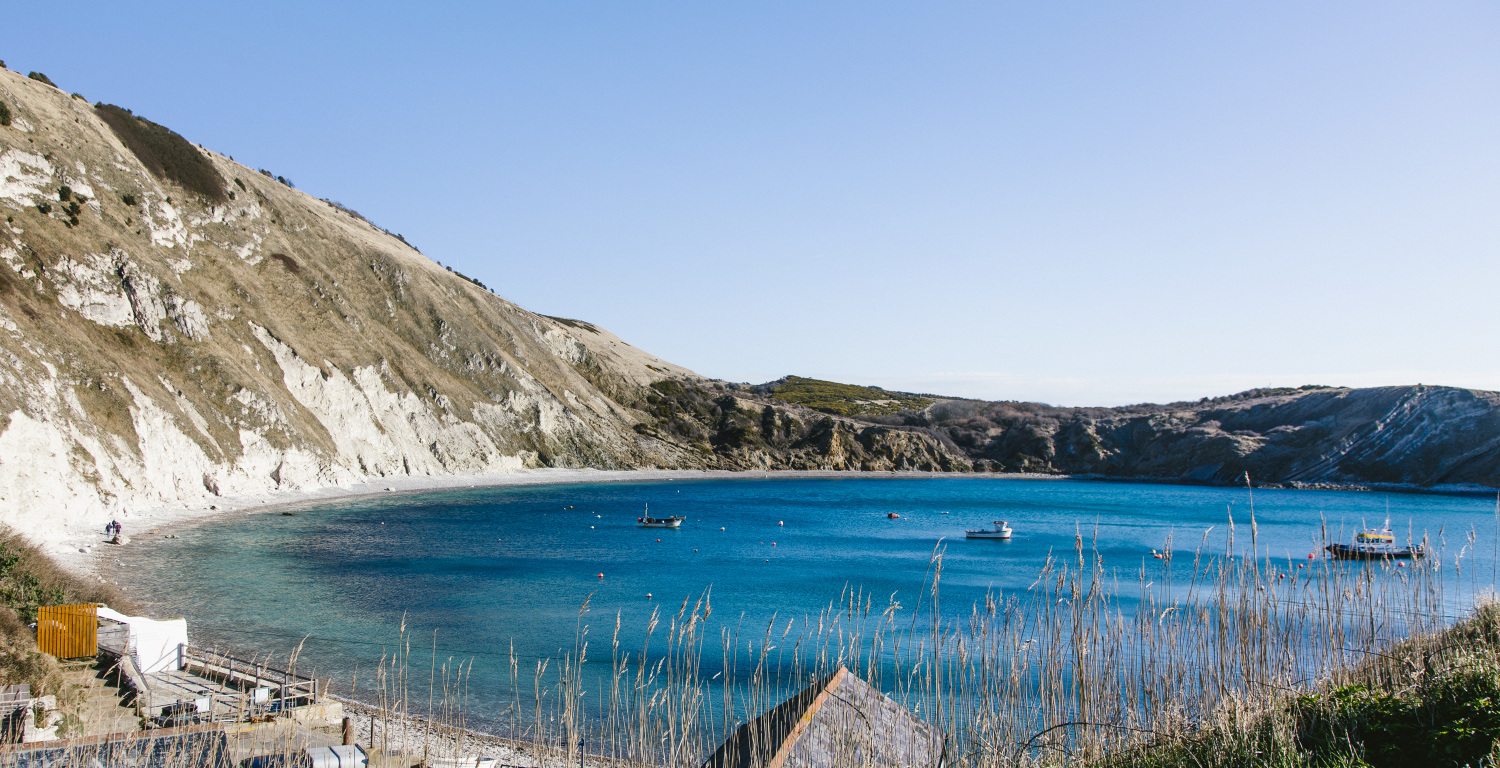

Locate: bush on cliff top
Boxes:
[94,103,227,203]
[768,375,936,417]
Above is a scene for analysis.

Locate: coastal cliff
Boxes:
[0,68,1493,549]
[871,384,1500,489]
[0,69,965,544]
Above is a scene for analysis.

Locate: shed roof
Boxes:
[703,666,944,768]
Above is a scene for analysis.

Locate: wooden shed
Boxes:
[703,666,944,768]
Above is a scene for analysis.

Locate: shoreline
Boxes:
[59,468,1054,575]
[51,466,1496,578]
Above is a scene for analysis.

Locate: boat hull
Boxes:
[965,531,1011,539]
[1324,544,1423,560]
[638,517,684,529]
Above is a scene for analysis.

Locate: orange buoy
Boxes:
[779,521,784,526]
[772,542,777,546]
[598,573,604,579]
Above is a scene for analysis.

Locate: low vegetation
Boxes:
[1107,604,1500,768]
[26,72,56,88]
[632,379,965,470]
[0,98,11,127]
[93,104,227,203]
[0,528,132,695]
[761,375,936,416]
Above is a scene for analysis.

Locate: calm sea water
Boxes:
[116,476,1499,727]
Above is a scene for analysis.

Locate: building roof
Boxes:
[703,665,944,768]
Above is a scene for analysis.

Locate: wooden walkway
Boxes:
[99,643,321,726]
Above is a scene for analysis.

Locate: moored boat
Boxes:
[1325,528,1423,560]
[966,521,1012,540]
[637,505,684,529]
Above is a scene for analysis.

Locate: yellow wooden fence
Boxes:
[36,603,97,658]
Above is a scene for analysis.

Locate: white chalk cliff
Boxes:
[0,69,708,545]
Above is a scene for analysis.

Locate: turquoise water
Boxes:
[117,476,1499,728]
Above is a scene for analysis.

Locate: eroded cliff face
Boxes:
[0,70,972,544]
[0,71,689,541]
[632,381,970,472]
[892,386,1500,488]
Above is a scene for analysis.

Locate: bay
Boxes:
[116,476,1499,729]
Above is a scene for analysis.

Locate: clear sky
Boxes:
[5,3,1498,405]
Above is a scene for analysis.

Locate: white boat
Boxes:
[637,505,684,529]
[965,521,1012,539]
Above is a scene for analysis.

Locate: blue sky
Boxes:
[5,3,1498,405]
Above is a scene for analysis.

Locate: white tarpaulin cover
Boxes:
[97,606,188,674]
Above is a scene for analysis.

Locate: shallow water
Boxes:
[116,476,1499,727]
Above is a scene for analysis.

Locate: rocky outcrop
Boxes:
[633,381,969,472]
[881,386,1500,488]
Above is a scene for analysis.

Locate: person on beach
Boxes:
[110,520,121,538]
[105,521,114,537]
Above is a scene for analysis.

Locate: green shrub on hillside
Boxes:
[1108,605,1500,768]
[0,99,11,127]
[769,375,936,417]
[0,528,133,690]
[93,103,227,203]
[1293,665,1500,768]
[26,72,55,88]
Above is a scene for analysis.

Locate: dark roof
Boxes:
[703,666,944,768]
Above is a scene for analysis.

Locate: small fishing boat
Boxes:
[1325,528,1423,560]
[966,521,1012,540]
[637,505,684,529]
[887,512,900,519]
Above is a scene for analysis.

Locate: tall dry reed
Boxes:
[71,504,1470,768]
[339,503,1466,768]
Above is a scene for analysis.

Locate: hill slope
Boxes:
[875,385,1500,488]
[0,70,974,546]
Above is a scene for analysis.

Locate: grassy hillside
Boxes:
[764,375,938,417]
[1108,603,1500,768]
